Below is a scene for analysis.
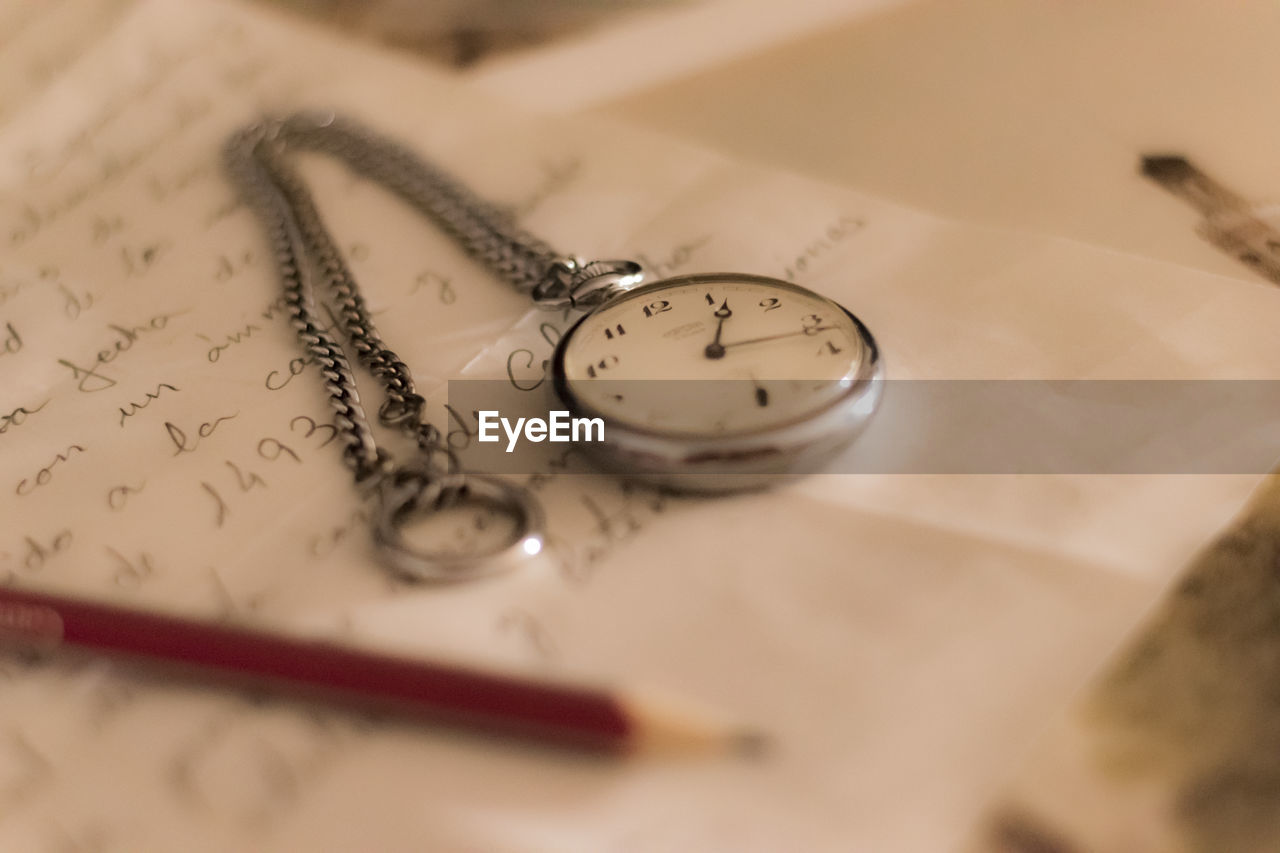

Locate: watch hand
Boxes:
[720,326,836,350]
[703,299,733,359]
[750,377,769,408]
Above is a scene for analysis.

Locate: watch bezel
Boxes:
[549,272,883,492]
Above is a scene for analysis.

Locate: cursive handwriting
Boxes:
[107,546,157,589]
[15,444,87,496]
[557,483,669,587]
[198,323,262,363]
[259,294,291,324]
[506,348,546,392]
[58,281,95,320]
[91,212,125,244]
[0,277,24,309]
[8,96,213,247]
[167,705,348,829]
[782,214,865,281]
[265,354,315,391]
[119,239,173,278]
[200,461,266,528]
[410,269,456,305]
[0,321,21,356]
[57,310,187,392]
[212,248,255,282]
[289,414,338,447]
[0,529,72,575]
[16,27,224,188]
[118,382,180,427]
[635,234,712,279]
[200,419,341,530]
[0,399,48,436]
[165,412,238,456]
[308,506,370,559]
[106,481,146,511]
[504,320,565,391]
[497,608,560,662]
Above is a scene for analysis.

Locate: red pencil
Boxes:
[0,586,763,755]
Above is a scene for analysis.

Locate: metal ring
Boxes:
[566,259,646,309]
[372,470,546,582]
[530,258,648,310]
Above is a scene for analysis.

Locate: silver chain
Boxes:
[223,112,540,483]
[223,111,640,484]
[220,112,645,579]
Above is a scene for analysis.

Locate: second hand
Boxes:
[718,326,836,352]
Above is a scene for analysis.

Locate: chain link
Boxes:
[222,113,611,578]
[222,112,588,485]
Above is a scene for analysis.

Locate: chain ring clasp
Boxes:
[372,466,546,582]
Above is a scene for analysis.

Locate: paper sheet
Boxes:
[0,0,134,130]
[469,0,913,111]
[2,1,1279,850]
[585,0,1280,284]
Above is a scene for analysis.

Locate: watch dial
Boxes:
[558,274,873,436]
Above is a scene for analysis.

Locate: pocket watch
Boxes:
[550,270,880,491]
[224,113,881,581]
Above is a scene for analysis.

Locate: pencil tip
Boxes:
[1140,154,1191,181]
[622,690,773,757]
[730,730,772,758]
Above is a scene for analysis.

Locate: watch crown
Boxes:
[532,258,646,310]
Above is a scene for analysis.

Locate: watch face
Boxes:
[554,273,876,437]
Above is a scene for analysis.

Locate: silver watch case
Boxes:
[549,273,883,493]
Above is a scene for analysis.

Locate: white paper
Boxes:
[0,0,134,131]
[579,0,1280,285]
[470,0,914,111]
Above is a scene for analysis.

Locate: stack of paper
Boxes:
[1,1,1277,850]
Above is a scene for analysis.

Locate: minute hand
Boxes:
[721,326,836,350]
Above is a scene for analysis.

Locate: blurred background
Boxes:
[256,0,683,66]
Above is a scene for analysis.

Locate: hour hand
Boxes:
[704,299,732,359]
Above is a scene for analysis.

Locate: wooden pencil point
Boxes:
[1140,153,1192,181]
[729,730,773,759]
[621,690,765,756]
